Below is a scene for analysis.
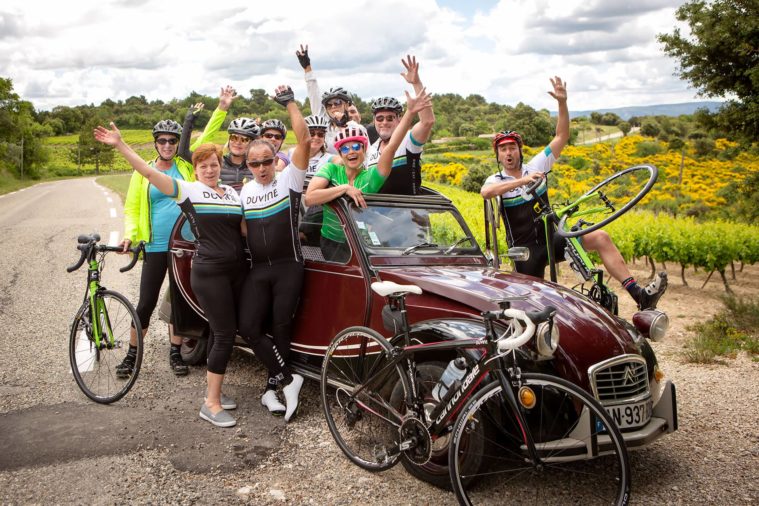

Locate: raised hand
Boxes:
[295,44,310,69]
[191,102,205,115]
[404,88,433,115]
[93,122,122,146]
[548,76,567,102]
[218,85,238,111]
[400,55,420,85]
[272,85,295,107]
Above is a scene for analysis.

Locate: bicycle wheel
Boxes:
[320,326,409,471]
[69,290,143,404]
[557,164,657,238]
[449,373,630,506]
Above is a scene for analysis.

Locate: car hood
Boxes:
[378,265,639,382]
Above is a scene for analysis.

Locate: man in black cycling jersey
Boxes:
[365,55,435,195]
[480,77,666,310]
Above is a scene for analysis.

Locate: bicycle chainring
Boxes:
[399,417,431,466]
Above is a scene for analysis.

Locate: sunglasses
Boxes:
[374,114,397,123]
[246,158,275,169]
[339,142,363,155]
[309,130,326,138]
[229,134,251,144]
[325,99,344,108]
[155,138,178,145]
[263,133,283,141]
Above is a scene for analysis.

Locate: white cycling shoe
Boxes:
[261,390,286,416]
[282,374,304,422]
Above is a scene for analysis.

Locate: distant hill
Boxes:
[555,101,725,120]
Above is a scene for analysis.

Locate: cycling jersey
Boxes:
[147,164,183,252]
[312,162,386,243]
[365,130,424,195]
[240,163,306,265]
[483,146,555,248]
[171,179,244,265]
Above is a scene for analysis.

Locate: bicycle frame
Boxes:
[83,256,113,351]
[344,296,542,461]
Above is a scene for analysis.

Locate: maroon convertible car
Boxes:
[167,189,677,487]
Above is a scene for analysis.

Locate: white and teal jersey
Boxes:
[483,146,555,247]
[365,130,424,195]
[240,163,306,265]
[146,163,183,253]
[171,179,244,265]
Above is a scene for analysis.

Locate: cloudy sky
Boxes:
[1,0,699,112]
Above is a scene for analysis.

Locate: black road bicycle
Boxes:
[67,233,144,403]
[320,281,630,505]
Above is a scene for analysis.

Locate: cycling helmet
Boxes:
[321,87,352,106]
[261,119,287,137]
[371,96,403,114]
[493,130,523,163]
[304,114,330,130]
[227,117,261,139]
[333,121,369,151]
[152,119,182,139]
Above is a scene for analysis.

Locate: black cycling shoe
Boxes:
[636,272,668,310]
[115,355,135,379]
[170,353,189,376]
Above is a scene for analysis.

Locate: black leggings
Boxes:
[238,261,304,380]
[191,261,246,375]
[135,251,172,330]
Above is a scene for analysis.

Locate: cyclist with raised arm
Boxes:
[304,89,433,262]
[480,77,666,310]
[117,118,194,378]
[238,85,310,422]
[365,55,436,195]
[296,44,380,150]
[186,85,261,192]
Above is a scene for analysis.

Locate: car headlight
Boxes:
[535,320,559,357]
[632,310,669,342]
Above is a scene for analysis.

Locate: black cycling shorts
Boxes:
[513,235,569,279]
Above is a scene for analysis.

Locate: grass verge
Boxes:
[96,174,131,202]
[684,296,759,363]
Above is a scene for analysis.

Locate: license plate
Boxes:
[604,398,653,429]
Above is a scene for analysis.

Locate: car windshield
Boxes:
[349,204,478,255]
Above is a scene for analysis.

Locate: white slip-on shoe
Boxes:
[261,390,286,416]
[282,374,304,422]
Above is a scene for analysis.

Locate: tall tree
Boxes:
[69,117,114,174]
[658,0,759,141]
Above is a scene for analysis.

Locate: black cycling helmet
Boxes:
[371,96,403,115]
[304,114,330,130]
[228,117,260,139]
[261,119,287,137]
[152,119,182,139]
[321,87,352,107]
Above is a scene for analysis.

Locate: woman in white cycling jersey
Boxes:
[237,85,311,422]
[95,127,246,429]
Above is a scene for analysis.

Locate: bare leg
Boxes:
[205,371,224,414]
[169,324,182,346]
[130,326,147,347]
[581,230,632,284]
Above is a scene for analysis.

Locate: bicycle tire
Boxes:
[320,326,409,471]
[69,290,143,404]
[557,164,657,238]
[449,373,631,506]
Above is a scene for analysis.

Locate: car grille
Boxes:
[588,355,650,404]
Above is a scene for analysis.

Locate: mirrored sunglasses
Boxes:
[229,134,251,143]
[339,142,363,155]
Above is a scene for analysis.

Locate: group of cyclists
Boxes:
[94,46,666,429]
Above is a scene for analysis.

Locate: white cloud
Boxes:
[0,0,699,112]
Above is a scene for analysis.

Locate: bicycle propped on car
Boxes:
[321,280,631,505]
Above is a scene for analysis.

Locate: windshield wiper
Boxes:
[402,242,439,255]
[443,237,474,254]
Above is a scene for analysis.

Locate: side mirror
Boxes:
[507,247,531,262]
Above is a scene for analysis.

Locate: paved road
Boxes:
[0,179,282,502]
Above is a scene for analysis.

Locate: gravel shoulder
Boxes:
[0,179,757,504]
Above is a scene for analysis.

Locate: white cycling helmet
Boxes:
[305,114,330,130]
[333,121,369,151]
